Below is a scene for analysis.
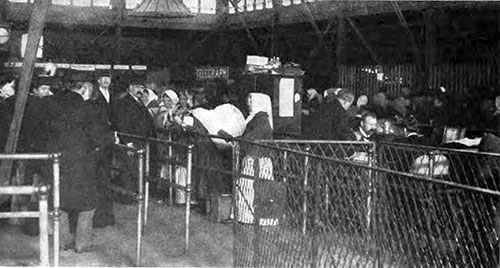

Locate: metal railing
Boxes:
[232,139,500,268]
[104,143,146,266]
[0,153,61,267]
[114,131,194,254]
[377,142,500,191]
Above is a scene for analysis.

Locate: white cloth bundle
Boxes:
[191,104,246,148]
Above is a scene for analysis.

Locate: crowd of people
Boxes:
[302,85,500,146]
[0,71,272,253]
[2,70,500,253]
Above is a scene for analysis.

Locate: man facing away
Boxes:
[310,88,357,141]
[47,80,114,252]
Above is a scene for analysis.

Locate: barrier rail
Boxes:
[0,153,61,267]
[103,143,146,266]
[114,131,193,254]
[114,130,500,267]
[232,139,500,268]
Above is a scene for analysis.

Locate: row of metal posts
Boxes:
[0,153,60,267]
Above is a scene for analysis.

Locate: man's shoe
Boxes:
[60,241,75,251]
[74,245,100,253]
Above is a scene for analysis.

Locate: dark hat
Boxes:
[31,76,56,87]
[129,76,146,86]
[95,70,112,78]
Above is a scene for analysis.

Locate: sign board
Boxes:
[195,66,229,81]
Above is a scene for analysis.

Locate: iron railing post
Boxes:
[37,184,50,267]
[303,148,310,235]
[136,149,145,267]
[144,141,150,226]
[185,144,194,254]
[168,132,173,207]
[232,141,240,267]
[51,153,61,267]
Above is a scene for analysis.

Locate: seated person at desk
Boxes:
[354,113,378,141]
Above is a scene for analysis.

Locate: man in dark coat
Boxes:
[114,79,155,144]
[47,81,113,252]
[309,88,356,141]
[112,79,155,192]
[90,71,116,228]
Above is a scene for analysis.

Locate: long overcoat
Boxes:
[47,91,113,211]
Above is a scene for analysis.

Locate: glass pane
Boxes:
[246,0,254,12]
[73,0,91,6]
[183,0,198,13]
[52,0,70,5]
[93,0,111,7]
[200,0,216,14]
[255,0,263,10]
[228,5,235,14]
[125,0,142,9]
[8,0,28,3]
[264,0,272,9]
[282,0,291,6]
[237,0,244,12]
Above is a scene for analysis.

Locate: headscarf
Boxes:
[307,88,320,101]
[161,89,179,106]
[144,88,158,107]
[0,82,15,99]
[246,93,273,129]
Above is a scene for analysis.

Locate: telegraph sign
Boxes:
[195,66,229,81]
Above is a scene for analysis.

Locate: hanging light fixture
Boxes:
[128,0,194,18]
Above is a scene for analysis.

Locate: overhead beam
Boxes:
[223,1,498,30]
[6,2,216,31]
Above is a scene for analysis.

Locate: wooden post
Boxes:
[335,16,345,86]
[0,0,50,187]
[422,8,437,92]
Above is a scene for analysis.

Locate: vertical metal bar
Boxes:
[185,144,194,254]
[311,159,320,268]
[428,151,435,178]
[252,155,260,268]
[38,185,50,267]
[136,149,145,267]
[232,142,240,267]
[366,145,374,234]
[302,148,310,235]
[144,142,150,226]
[168,133,173,207]
[52,153,60,267]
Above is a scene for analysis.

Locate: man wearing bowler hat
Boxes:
[92,70,116,228]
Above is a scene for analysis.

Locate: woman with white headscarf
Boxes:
[155,89,179,129]
[237,93,283,226]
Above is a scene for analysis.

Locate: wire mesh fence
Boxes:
[233,139,500,268]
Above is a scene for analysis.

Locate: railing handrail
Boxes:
[258,139,375,145]
[115,130,500,196]
[115,131,190,149]
[379,141,500,157]
[0,152,61,160]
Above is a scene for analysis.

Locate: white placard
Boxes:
[71,64,96,71]
[279,78,294,117]
[131,65,147,70]
[21,34,43,58]
[95,64,112,69]
[114,65,130,70]
[55,63,70,68]
[246,55,268,66]
[34,63,46,68]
